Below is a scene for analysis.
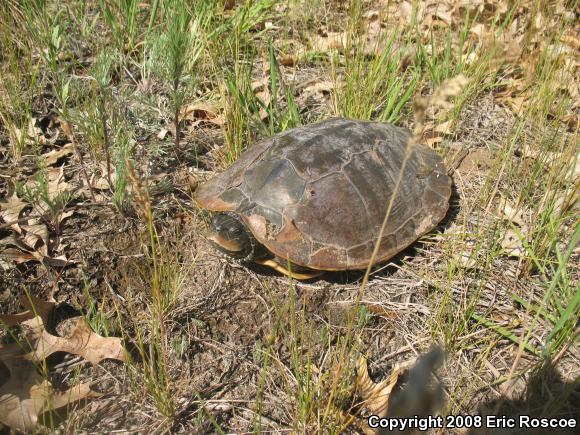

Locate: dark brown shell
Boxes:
[195,118,451,270]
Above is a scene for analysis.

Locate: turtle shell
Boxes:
[195,118,451,270]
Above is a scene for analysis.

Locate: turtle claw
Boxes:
[256,259,324,280]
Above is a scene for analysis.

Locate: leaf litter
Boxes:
[0,295,126,432]
[0,171,74,266]
[354,347,445,434]
[0,0,578,432]
[1,133,77,266]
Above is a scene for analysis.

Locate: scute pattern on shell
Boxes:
[195,118,452,270]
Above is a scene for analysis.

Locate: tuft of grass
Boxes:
[81,273,113,337]
[116,161,191,419]
[534,224,579,357]
[332,1,418,122]
[262,41,302,134]
[150,0,192,160]
[426,7,578,410]
[0,1,44,161]
[218,36,300,163]
[92,48,118,189]
[220,48,259,163]
[98,0,140,56]
[15,163,73,235]
[145,0,212,160]
[261,279,364,433]
[112,128,134,212]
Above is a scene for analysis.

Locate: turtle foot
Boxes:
[256,259,324,280]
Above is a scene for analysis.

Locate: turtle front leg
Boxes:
[255,259,324,280]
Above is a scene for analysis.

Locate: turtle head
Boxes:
[207,212,257,261]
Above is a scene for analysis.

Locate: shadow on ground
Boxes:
[470,358,580,435]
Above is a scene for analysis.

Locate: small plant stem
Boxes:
[98,88,113,189]
[125,158,173,414]
[174,105,181,161]
[173,76,182,161]
[61,120,96,201]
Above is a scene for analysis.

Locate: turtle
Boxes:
[194,118,451,279]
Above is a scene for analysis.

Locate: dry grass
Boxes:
[0,0,578,433]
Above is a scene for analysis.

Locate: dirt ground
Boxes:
[1,1,579,433]
[3,94,577,433]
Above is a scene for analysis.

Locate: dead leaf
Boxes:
[25,316,126,365]
[0,294,55,327]
[46,166,75,201]
[469,23,487,40]
[58,209,75,226]
[312,30,345,52]
[518,142,578,179]
[41,143,74,167]
[432,8,452,26]
[424,136,444,147]
[361,10,392,55]
[434,120,453,135]
[180,102,225,126]
[495,197,531,258]
[399,1,424,22]
[22,219,49,256]
[157,128,170,140]
[0,244,69,267]
[5,117,47,150]
[362,303,397,319]
[0,356,98,432]
[501,228,526,257]
[414,75,469,135]
[497,198,527,227]
[281,54,296,66]
[561,113,578,130]
[1,167,73,265]
[496,27,525,64]
[43,381,99,419]
[356,356,402,416]
[60,120,73,141]
[0,247,39,263]
[457,148,492,174]
[0,297,124,431]
[561,28,580,50]
[502,95,526,114]
[0,192,29,233]
[90,162,117,190]
[251,77,272,120]
[42,254,70,267]
[0,233,30,250]
[454,250,478,269]
[297,78,334,107]
[0,357,51,431]
[22,166,75,213]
